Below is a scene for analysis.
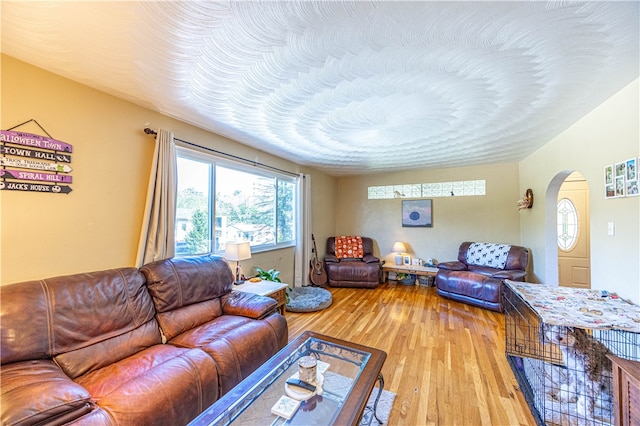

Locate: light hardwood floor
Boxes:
[285,282,536,426]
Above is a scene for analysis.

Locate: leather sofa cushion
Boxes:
[75,345,219,425]
[438,271,500,304]
[56,321,162,379]
[1,281,53,364]
[221,291,278,319]
[154,298,222,341]
[326,261,379,282]
[1,360,91,426]
[1,268,161,378]
[141,255,236,341]
[141,255,234,314]
[169,313,287,395]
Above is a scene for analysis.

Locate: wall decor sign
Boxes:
[0,157,72,173]
[402,199,433,227]
[0,145,72,163]
[1,123,73,195]
[0,130,73,152]
[605,157,639,198]
[0,169,73,183]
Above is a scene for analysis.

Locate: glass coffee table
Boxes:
[189,331,387,426]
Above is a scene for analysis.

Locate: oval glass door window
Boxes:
[557,198,578,251]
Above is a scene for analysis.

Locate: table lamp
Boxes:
[392,241,407,265]
[225,241,251,285]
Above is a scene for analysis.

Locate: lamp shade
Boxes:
[225,241,251,261]
[391,241,407,253]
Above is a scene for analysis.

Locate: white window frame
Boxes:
[175,146,296,256]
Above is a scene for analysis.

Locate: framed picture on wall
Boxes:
[615,176,625,197]
[626,157,638,196]
[614,162,626,197]
[604,164,615,198]
[402,199,433,227]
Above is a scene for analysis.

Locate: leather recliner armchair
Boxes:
[324,236,381,288]
[436,241,529,312]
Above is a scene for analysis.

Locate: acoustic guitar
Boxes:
[309,234,328,286]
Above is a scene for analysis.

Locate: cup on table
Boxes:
[298,356,317,383]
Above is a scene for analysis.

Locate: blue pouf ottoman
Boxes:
[286,287,332,313]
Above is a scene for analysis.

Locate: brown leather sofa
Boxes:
[435,242,529,312]
[324,236,381,288]
[0,255,287,426]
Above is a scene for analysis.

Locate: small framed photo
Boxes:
[604,164,613,185]
[613,162,627,197]
[403,255,411,266]
[625,158,638,197]
[412,257,422,266]
[615,175,625,197]
[604,164,615,198]
[626,158,637,181]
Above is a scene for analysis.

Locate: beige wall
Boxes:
[0,55,336,285]
[334,163,522,266]
[3,55,637,303]
[519,79,640,303]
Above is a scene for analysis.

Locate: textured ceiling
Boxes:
[2,1,638,176]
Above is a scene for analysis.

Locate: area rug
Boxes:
[286,286,332,312]
[360,387,396,426]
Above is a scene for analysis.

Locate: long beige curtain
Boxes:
[294,173,311,287]
[135,129,177,267]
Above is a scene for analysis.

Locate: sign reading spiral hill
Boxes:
[0,128,73,194]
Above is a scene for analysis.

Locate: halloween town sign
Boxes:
[0,130,73,194]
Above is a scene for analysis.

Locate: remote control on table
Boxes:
[285,378,316,392]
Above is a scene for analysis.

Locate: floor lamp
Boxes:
[225,241,251,285]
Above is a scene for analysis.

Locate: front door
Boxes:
[557,173,590,288]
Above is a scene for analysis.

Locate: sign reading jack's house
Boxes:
[0,130,73,194]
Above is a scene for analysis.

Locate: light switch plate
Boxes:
[608,222,615,236]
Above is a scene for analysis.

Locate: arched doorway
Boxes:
[544,171,591,287]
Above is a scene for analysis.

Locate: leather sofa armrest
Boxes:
[491,270,527,280]
[324,254,339,263]
[437,261,467,271]
[1,360,92,426]
[221,291,278,319]
[363,254,380,264]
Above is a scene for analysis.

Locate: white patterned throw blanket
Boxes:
[466,242,511,269]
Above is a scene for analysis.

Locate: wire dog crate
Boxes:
[504,281,640,426]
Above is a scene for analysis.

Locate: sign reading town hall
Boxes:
[0,129,74,194]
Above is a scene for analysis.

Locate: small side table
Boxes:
[233,280,288,315]
[382,264,438,285]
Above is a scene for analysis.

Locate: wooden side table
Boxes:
[233,280,288,315]
[382,264,438,285]
[608,354,640,426]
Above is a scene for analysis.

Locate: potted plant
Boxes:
[254,268,281,282]
[254,268,290,303]
[395,273,416,285]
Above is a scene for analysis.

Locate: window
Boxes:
[175,147,296,256]
[557,198,578,251]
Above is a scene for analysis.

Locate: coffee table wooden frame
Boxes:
[189,331,387,426]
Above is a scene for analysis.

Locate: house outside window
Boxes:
[175,147,296,256]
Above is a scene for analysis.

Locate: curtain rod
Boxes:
[143,128,298,177]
